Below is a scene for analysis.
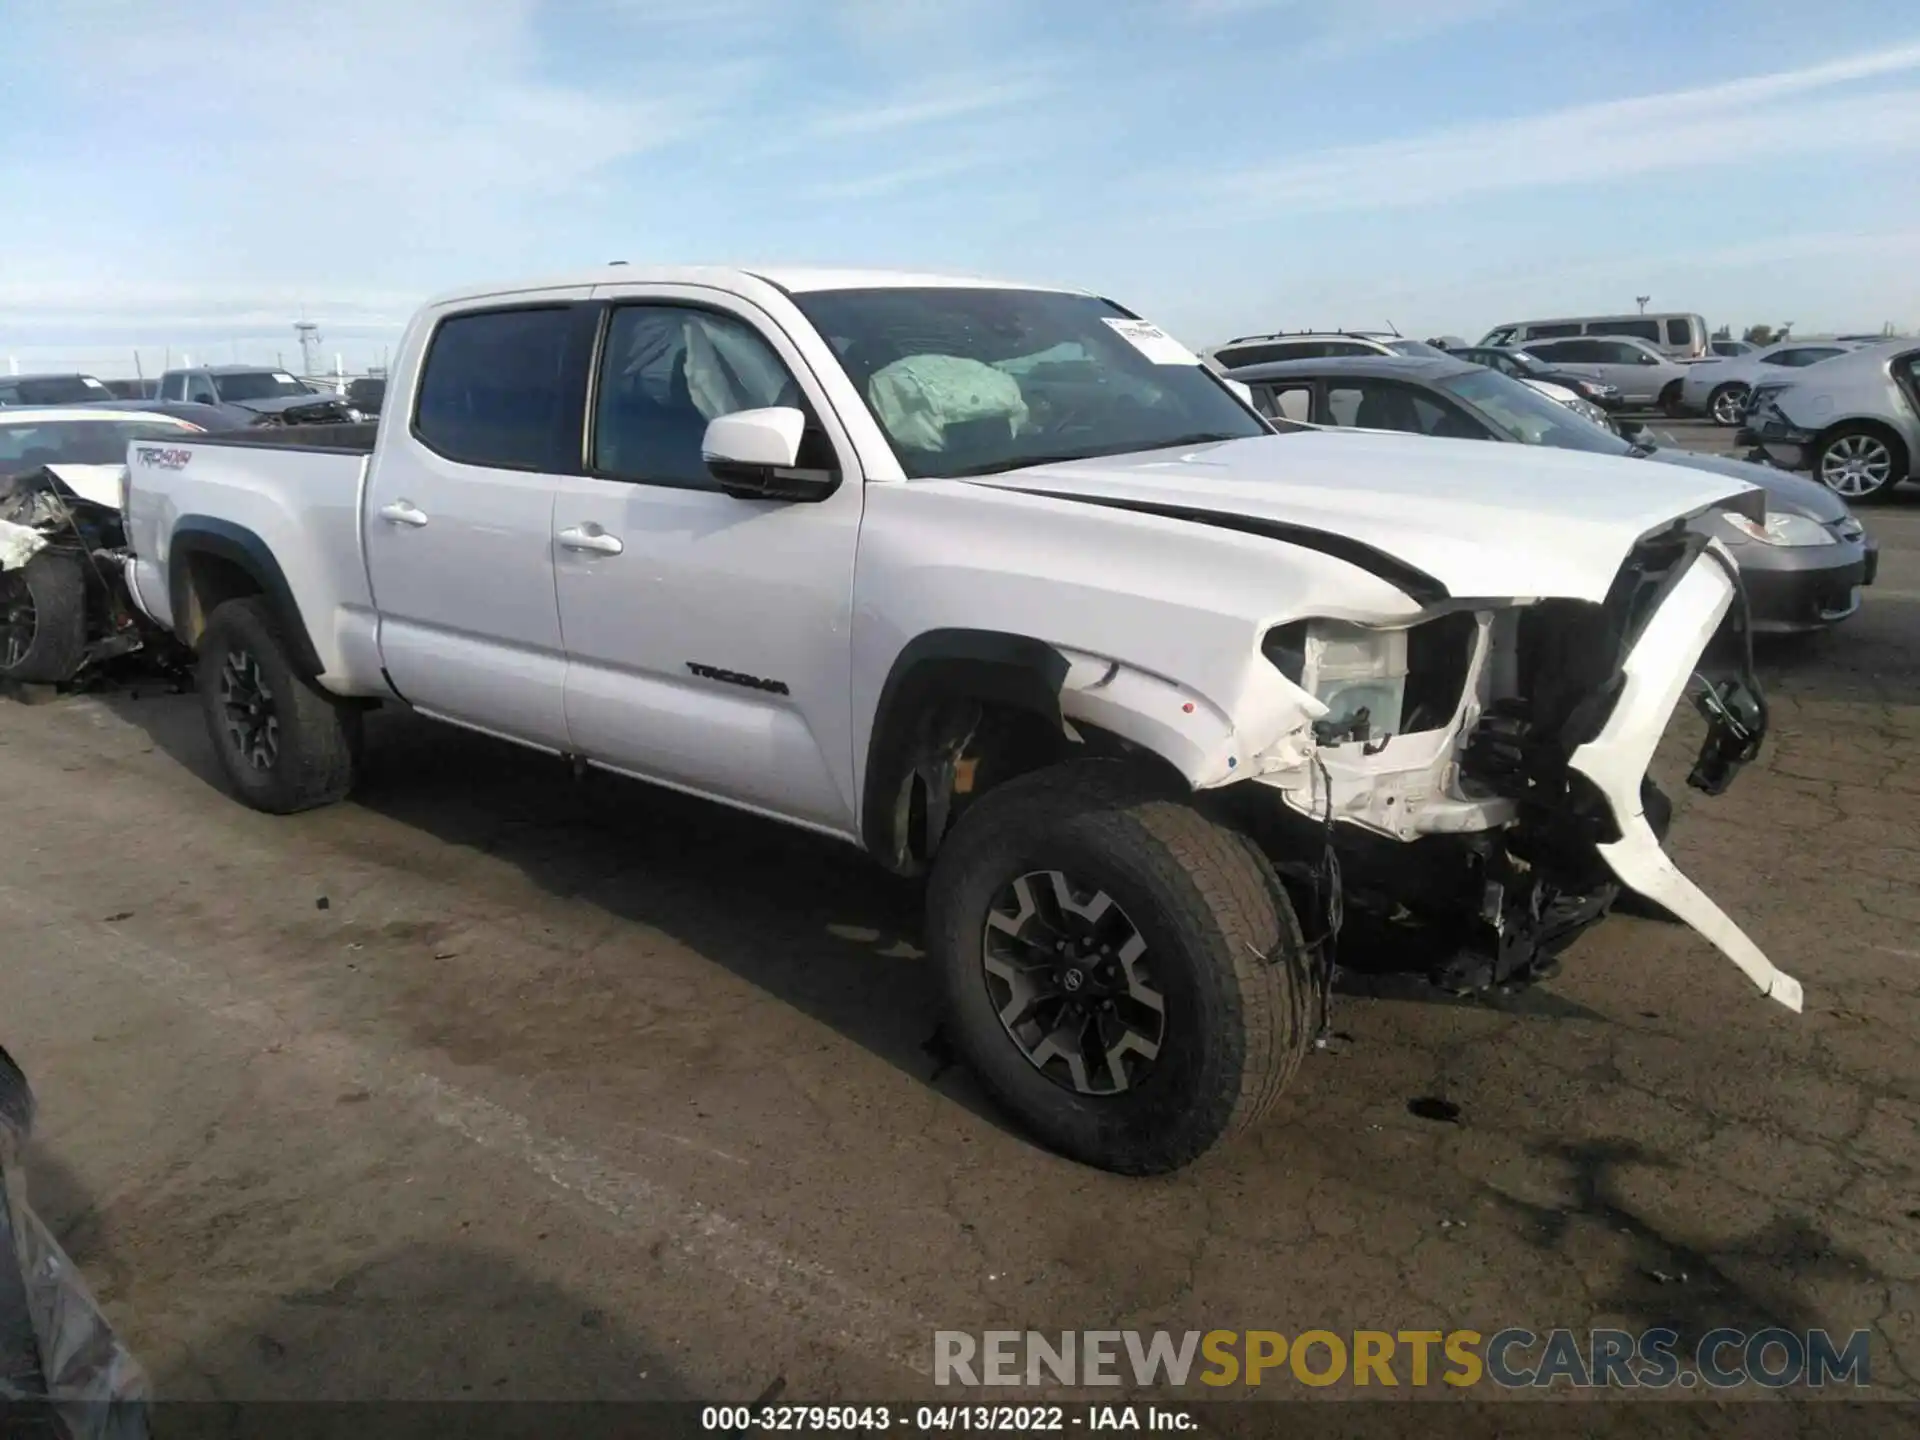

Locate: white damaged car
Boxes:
[0,407,207,684]
[121,268,1797,1174]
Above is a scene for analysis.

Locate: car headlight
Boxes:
[1265,614,1479,744]
[1721,511,1836,547]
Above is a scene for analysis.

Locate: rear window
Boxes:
[414,307,576,470]
[1216,341,1326,367]
[1665,317,1695,348]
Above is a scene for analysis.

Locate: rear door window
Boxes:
[1524,323,1583,340]
[1324,381,1477,436]
[1594,341,1650,364]
[414,306,578,471]
[1257,384,1314,423]
[1526,339,1587,363]
[1665,317,1695,348]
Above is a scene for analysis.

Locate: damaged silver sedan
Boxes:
[0,410,205,686]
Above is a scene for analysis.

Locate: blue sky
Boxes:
[3,0,1917,377]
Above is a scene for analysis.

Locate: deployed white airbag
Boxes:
[867,356,1030,452]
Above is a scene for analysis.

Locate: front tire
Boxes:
[1660,381,1687,418]
[0,551,87,685]
[196,597,362,814]
[926,760,1312,1175]
[1708,384,1750,427]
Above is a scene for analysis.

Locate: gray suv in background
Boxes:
[1514,335,1692,412]
[1741,340,1920,500]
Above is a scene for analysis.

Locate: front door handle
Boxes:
[558,525,624,556]
[379,500,429,527]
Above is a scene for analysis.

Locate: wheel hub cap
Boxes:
[218,648,280,771]
[1822,437,1892,497]
[981,870,1166,1096]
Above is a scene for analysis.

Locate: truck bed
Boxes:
[123,431,384,690]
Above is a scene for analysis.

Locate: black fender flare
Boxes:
[168,516,325,677]
[859,629,1071,864]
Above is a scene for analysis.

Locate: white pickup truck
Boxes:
[122,265,1800,1175]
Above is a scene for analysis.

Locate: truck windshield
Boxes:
[790,287,1267,478]
[0,418,199,476]
[213,371,311,402]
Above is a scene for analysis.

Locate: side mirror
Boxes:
[703,406,839,502]
[1639,354,1661,365]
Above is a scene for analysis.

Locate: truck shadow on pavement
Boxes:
[97,688,1013,1129]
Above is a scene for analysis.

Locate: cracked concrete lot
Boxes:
[4,434,1919,1426]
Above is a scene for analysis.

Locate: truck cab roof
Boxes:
[423,265,1090,309]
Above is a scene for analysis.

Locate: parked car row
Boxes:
[1,367,368,425]
[1205,331,1619,427]
[1220,352,1876,635]
[1216,310,1917,502]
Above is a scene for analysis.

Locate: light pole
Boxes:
[1636,295,1651,315]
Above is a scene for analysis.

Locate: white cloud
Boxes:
[804,75,1052,139]
[1199,40,1920,214]
[0,0,755,301]
[1181,0,1529,53]
[804,153,1002,201]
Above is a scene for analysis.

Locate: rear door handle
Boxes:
[379,500,428,527]
[558,525,624,556]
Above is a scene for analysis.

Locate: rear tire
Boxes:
[1660,381,1687,418]
[926,759,1312,1175]
[0,551,87,685]
[1814,424,1906,502]
[196,597,361,814]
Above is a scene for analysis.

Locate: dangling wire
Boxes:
[1309,752,1344,1048]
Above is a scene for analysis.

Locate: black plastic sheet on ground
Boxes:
[0,1043,150,1439]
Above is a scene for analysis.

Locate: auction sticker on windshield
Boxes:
[1103,318,1199,365]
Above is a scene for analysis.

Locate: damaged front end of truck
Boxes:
[1207,515,1798,1014]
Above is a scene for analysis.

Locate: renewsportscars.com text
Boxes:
[933,1328,1872,1390]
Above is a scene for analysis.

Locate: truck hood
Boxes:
[964,430,1761,603]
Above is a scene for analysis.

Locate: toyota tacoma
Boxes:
[119,266,1799,1174]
